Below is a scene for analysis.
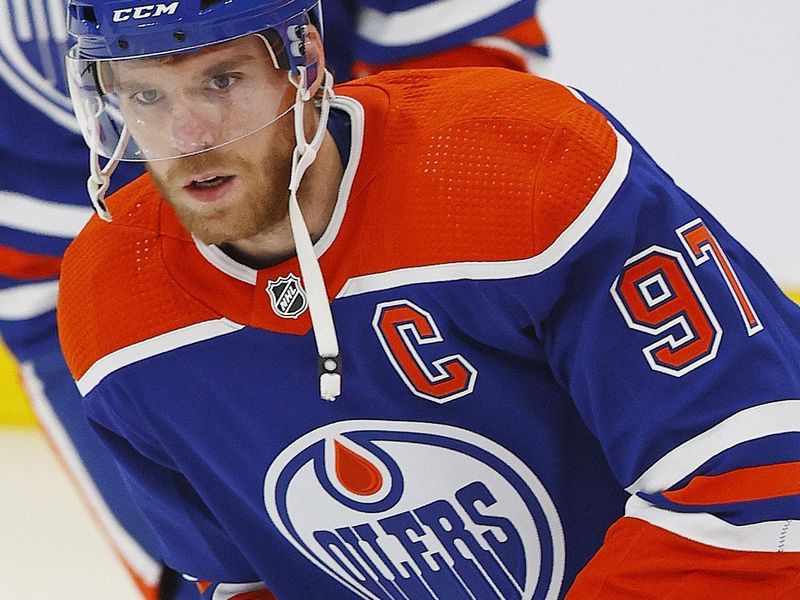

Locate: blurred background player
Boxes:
[0,0,547,597]
[0,2,174,597]
[323,0,549,80]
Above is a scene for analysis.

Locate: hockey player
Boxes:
[2,0,545,597]
[57,0,800,598]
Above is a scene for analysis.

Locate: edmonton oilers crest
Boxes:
[0,0,79,131]
[267,274,308,319]
[265,420,566,599]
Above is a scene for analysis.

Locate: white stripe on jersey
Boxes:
[9,0,33,41]
[211,581,270,600]
[21,361,163,587]
[45,0,67,43]
[76,318,245,396]
[0,279,58,319]
[193,237,258,285]
[0,190,92,237]
[338,125,632,298]
[626,399,800,493]
[357,0,522,47]
[625,494,800,552]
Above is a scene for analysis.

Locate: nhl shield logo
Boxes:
[267,274,308,319]
[0,0,79,131]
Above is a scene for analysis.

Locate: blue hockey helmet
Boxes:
[65,0,324,163]
[67,0,323,70]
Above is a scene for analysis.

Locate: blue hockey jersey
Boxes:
[0,0,141,356]
[59,68,800,599]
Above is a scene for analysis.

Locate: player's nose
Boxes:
[168,102,220,156]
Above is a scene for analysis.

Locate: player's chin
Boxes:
[170,196,232,243]
[186,216,242,246]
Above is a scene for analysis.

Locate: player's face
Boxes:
[110,36,298,245]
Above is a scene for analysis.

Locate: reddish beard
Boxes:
[149,143,292,245]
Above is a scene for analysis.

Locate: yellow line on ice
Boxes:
[0,340,36,427]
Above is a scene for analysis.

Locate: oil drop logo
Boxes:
[0,0,78,131]
[264,421,565,600]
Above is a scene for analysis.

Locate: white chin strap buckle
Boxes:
[319,355,342,401]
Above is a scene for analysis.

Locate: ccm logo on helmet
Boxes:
[112,2,179,22]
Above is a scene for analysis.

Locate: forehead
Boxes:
[112,35,268,77]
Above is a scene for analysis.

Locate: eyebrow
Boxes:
[200,54,258,78]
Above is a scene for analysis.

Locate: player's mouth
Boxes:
[183,174,236,203]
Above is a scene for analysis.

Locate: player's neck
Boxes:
[220,129,344,269]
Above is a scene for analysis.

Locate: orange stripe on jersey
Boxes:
[196,580,212,594]
[131,570,161,600]
[499,15,548,50]
[567,517,800,599]
[229,591,276,600]
[663,462,800,506]
[0,245,61,279]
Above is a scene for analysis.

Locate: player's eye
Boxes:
[131,89,162,105]
[208,74,238,91]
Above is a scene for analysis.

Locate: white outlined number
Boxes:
[677,218,763,336]
[611,246,722,376]
[612,218,762,376]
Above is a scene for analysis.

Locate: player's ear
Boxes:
[304,24,326,96]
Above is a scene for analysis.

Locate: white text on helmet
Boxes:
[112,2,180,23]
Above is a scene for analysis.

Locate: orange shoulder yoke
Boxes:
[58,176,218,381]
[332,68,618,274]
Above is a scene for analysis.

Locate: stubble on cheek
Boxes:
[147,146,292,245]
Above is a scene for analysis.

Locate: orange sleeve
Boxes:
[566,517,800,599]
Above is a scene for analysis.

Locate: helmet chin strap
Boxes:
[87,120,130,223]
[286,67,342,401]
[83,56,341,401]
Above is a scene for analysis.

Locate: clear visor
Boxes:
[66,34,296,162]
